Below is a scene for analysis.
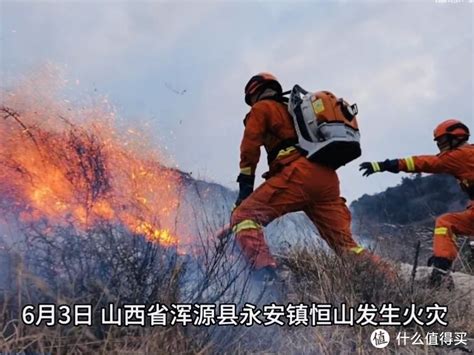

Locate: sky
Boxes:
[1,0,473,203]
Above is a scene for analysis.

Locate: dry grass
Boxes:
[278,246,473,354]
[1,233,473,354]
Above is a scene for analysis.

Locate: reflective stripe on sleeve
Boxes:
[276,146,297,159]
[404,157,415,172]
[371,162,381,172]
[240,167,252,175]
[232,219,261,234]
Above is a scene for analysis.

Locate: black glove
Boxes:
[234,174,255,208]
[359,159,400,177]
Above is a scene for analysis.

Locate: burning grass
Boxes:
[1,72,182,248]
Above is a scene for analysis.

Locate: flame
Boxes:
[0,70,181,248]
[135,222,177,246]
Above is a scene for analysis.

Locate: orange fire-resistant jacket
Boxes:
[239,99,300,178]
[398,144,474,199]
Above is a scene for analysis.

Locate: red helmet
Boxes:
[244,72,282,105]
[433,119,470,141]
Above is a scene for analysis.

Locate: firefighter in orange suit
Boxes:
[360,119,473,288]
[230,73,369,280]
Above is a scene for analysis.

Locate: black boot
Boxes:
[251,266,277,284]
[427,256,454,290]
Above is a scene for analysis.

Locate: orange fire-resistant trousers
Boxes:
[230,157,364,270]
[433,202,474,261]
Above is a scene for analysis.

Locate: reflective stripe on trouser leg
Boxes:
[434,227,448,235]
[232,219,261,234]
[350,246,365,254]
[433,224,457,261]
[232,219,276,269]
